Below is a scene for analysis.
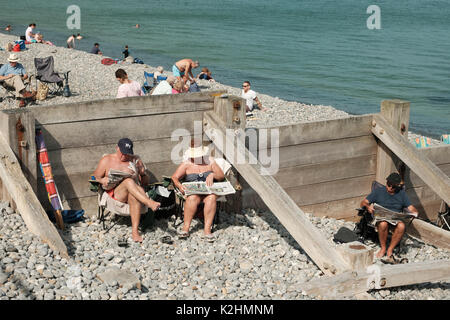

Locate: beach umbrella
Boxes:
[35,128,64,230]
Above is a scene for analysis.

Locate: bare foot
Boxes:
[148,200,161,211]
[132,232,143,243]
[386,248,394,258]
[376,249,386,258]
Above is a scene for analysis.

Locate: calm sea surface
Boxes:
[1,0,449,137]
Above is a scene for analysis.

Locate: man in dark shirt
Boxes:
[123,45,129,59]
[90,43,102,55]
[360,173,418,259]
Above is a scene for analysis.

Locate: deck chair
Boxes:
[34,56,66,95]
[142,71,154,93]
[171,158,234,231]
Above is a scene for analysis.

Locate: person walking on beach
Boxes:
[66,34,76,49]
[90,43,102,55]
[25,23,36,42]
[115,68,144,98]
[241,81,267,112]
[172,59,199,83]
[0,54,36,107]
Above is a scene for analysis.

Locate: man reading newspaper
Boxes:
[360,173,418,260]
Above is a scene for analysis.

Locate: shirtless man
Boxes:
[172,59,199,83]
[92,138,160,242]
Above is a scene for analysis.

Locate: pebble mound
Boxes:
[1,201,448,300]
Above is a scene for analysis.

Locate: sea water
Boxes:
[1,0,449,138]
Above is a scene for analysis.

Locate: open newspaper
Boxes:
[182,181,236,196]
[373,203,417,223]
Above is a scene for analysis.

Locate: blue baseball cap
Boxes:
[118,138,134,155]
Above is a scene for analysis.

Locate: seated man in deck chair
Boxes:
[360,172,418,261]
[171,139,225,242]
[92,138,161,242]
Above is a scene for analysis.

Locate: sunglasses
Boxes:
[242,84,249,88]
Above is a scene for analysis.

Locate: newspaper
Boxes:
[373,203,417,223]
[101,169,132,190]
[182,181,236,196]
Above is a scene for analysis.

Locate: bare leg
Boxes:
[376,221,389,258]
[183,195,201,233]
[114,178,159,210]
[202,194,217,235]
[387,222,405,257]
[128,193,143,242]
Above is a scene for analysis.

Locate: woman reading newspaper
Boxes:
[171,139,225,242]
[360,173,418,263]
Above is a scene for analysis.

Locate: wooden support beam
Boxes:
[375,100,410,184]
[372,114,450,205]
[299,259,450,299]
[203,111,350,275]
[407,218,450,250]
[0,132,68,258]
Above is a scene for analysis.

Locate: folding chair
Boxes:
[171,158,235,231]
[156,75,167,83]
[142,71,154,93]
[34,56,67,96]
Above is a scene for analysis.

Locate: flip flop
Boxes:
[381,255,401,265]
[160,235,173,245]
[117,238,128,247]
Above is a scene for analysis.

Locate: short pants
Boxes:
[172,65,185,77]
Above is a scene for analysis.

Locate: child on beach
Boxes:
[123,45,129,59]
[197,67,215,82]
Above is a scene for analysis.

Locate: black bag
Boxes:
[354,207,378,243]
[189,82,200,92]
[333,227,360,243]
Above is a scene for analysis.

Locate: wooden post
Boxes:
[337,241,374,271]
[376,100,410,184]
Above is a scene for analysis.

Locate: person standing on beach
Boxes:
[25,23,36,42]
[115,68,144,98]
[90,43,102,55]
[123,45,129,59]
[241,81,267,112]
[66,34,76,49]
[172,59,199,83]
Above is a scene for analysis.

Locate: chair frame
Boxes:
[34,57,66,96]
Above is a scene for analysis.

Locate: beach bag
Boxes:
[333,227,359,244]
[12,44,21,52]
[36,82,49,100]
[47,209,85,224]
[133,57,144,64]
[15,40,26,50]
[189,82,201,92]
[354,208,378,243]
[101,58,117,65]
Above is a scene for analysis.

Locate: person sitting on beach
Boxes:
[241,81,267,112]
[151,76,176,96]
[90,43,102,55]
[34,33,54,46]
[196,67,215,82]
[0,54,36,107]
[172,59,199,83]
[92,138,161,242]
[67,34,76,49]
[153,66,164,79]
[115,68,144,98]
[360,172,418,260]
[171,139,225,241]
[172,79,187,94]
[25,23,36,42]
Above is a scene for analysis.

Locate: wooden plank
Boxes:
[404,163,450,188]
[418,144,450,164]
[276,135,377,169]
[407,218,450,250]
[0,132,68,257]
[299,196,366,222]
[41,111,205,151]
[375,100,410,184]
[45,136,199,176]
[204,111,350,275]
[285,175,375,206]
[274,154,376,189]
[26,91,222,125]
[251,114,373,148]
[299,259,450,299]
[372,114,450,205]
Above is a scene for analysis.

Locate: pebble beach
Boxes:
[0,33,449,301]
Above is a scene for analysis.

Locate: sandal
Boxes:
[160,235,173,245]
[202,233,216,243]
[382,255,402,265]
[177,230,189,239]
